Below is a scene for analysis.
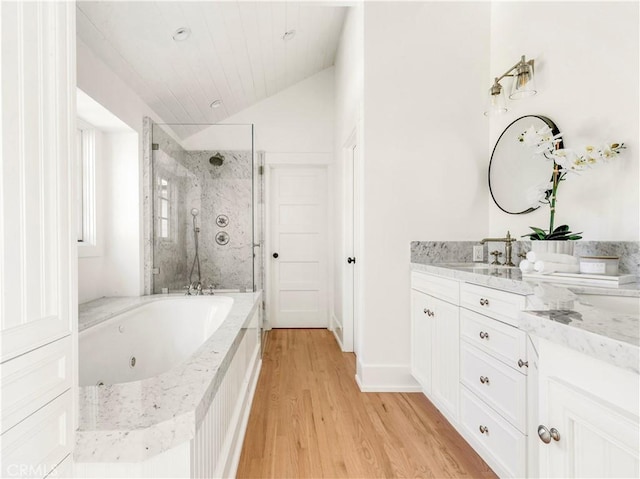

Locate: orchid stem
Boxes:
[549,163,559,234]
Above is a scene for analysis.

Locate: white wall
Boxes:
[358,1,491,390]
[77,130,140,303]
[333,5,364,343]
[77,38,168,299]
[489,1,639,241]
[183,67,335,153]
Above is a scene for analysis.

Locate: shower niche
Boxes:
[147,121,262,293]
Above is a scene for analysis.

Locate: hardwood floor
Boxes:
[237,329,497,479]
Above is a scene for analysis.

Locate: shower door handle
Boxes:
[272,252,279,259]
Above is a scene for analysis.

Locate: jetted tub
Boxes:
[75,292,263,478]
[79,296,233,386]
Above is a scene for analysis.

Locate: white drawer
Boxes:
[411,272,459,305]
[460,282,526,326]
[1,335,72,433]
[460,308,528,373]
[460,386,526,479]
[460,342,526,432]
[1,390,73,479]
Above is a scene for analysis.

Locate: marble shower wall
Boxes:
[151,124,253,292]
[183,150,253,291]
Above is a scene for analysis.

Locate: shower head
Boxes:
[190,208,199,217]
[209,153,224,166]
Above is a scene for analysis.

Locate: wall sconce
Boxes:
[484,55,537,116]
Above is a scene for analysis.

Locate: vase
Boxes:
[530,240,575,256]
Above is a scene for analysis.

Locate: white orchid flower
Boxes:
[549,148,580,171]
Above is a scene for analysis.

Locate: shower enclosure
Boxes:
[148,121,263,294]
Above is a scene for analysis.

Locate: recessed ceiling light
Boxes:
[173,27,191,41]
[209,99,223,109]
[282,30,296,41]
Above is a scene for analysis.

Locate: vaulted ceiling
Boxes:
[77,1,347,138]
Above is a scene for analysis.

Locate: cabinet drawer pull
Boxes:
[423,308,435,317]
[423,308,428,314]
[479,298,490,306]
[538,425,561,443]
[518,359,528,368]
[479,425,489,435]
[479,331,490,340]
[479,375,490,385]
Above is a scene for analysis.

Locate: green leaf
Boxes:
[552,225,570,233]
[529,226,547,236]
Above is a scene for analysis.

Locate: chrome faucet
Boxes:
[480,231,517,267]
[184,281,203,295]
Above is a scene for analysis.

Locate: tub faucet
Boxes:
[480,231,516,267]
[184,282,203,295]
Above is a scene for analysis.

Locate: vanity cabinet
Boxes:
[410,272,460,423]
[535,338,639,478]
[411,265,639,479]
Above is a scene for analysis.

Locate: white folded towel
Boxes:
[519,259,535,273]
[526,251,578,265]
[533,260,580,274]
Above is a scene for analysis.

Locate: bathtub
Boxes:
[75,292,263,479]
[79,296,233,386]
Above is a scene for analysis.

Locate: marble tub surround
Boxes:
[411,262,639,372]
[75,292,261,462]
[79,296,152,332]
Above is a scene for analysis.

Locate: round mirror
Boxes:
[489,115,562,214]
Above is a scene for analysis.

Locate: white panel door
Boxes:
[270,166,328,328]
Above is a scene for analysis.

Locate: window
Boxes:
[157,176,172,240]
[76,119,97,251]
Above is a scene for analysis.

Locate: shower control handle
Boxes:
[272,252,279,259]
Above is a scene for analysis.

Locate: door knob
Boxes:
[272,252,279,258]
[538,425,561,444]
[347,257,356,264]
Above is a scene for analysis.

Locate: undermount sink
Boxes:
[446,263,513,271]
[576,294,640,317]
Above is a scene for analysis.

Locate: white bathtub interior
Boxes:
[79,296,233,386]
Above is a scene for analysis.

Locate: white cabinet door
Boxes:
[539,378,639,478]
[0,1,76,476]
[1,0,75,361]
[410,289,432,394]
[431,296,459,422]
[411,288,459,422]
[538,339,640,478]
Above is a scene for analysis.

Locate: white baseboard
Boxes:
[355,358,422,392]
[330,312,344,349]
[223,349,262,479]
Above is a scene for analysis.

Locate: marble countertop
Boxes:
[411,262,639,373]
[75,292,262,463]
